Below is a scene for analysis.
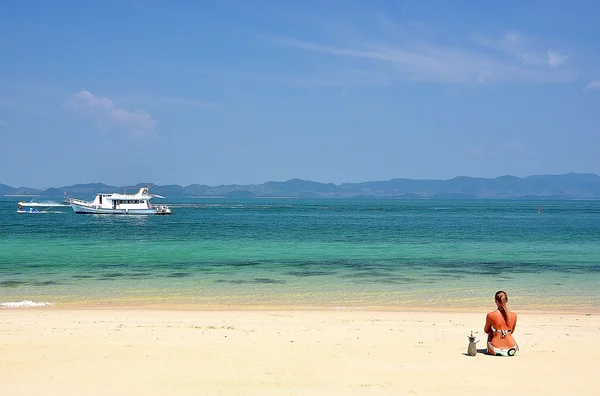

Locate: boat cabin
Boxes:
[90,188,153,210]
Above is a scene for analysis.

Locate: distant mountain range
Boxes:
[2,173,600,200]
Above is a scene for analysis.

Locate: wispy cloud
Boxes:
[270,26,575,84]
[547,50,569,67]
[474,32,569,68]
[519,50,568,67]
[584,80,600,90]
[71,90,158,136]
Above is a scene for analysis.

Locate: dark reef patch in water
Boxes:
[423,273,466,280]
[98,263,128,269]
[0,280,27,287]
[342,262,391,271]
[215,278,286,285]
[555,264,600,274]
[231,261,264,267]
[254,278,286,284]
[128,272,151,278]
[588,265,600,273]
[351,276,423,285]
[340,270,393,279]
[32,280,61,286]
[23,264,44,268]
[435,261,549,275]
[476,269,504,276]
[165,272,191,278]
[144,262,202,271]
[102,272,126,278]
[0,270,24,276]
[72,274,94,279]
[285,270,336,277]
[435,268,479,275]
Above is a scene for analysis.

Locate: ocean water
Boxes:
[1,198,599,311]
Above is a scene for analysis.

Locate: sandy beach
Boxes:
[1,308,598,395]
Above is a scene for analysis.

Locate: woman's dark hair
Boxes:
[495,290,510,324]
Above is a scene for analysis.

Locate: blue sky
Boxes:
[1,0,599,188]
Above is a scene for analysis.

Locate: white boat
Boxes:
[69,185,172,215]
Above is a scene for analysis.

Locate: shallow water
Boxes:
[1,198,599,310]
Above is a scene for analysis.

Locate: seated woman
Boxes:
[484,290,518,356]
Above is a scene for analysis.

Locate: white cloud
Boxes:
[547,50,568,67]
[72,90,158,136]
[520,50,568,67]
[584,80,600,90]
[518,52,545,65]
[271,30,574,84]
[0,119,7,127]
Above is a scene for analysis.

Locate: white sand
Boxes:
[1,308,598,395]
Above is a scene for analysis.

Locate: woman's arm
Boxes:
[484,313,492,334]
[484,313,493,343]
[511,313,517,334]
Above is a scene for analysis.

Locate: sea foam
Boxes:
[1,300,53,308]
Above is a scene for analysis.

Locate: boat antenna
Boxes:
[150,173,173,187]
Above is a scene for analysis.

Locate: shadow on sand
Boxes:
[462,348,491,357]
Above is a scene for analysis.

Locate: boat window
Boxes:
[99,195,103,204]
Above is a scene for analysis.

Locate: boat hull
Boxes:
[17,209,41,214]
[70,202,171,215]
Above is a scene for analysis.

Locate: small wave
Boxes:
[1,300,53,308]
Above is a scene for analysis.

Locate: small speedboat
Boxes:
[17,199,69,213]
[17,206,40,213]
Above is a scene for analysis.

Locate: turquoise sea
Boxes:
[1,198,599,311]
